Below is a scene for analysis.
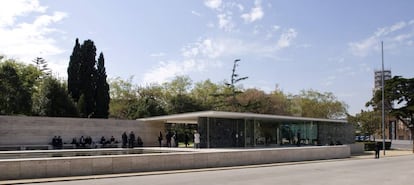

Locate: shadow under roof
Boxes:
[137,111,347,124]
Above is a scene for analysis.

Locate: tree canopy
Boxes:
[1,56,76,116]
[369,76,414,152]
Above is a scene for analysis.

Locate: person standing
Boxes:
[166,131,172,147]
[158,131,163,147]
[375,142,380,159]
[194,130,200,149]
[122,132,128,148]
[129,131,136,148]
[184,133,189,148]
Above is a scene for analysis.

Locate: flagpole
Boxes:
[381,41,386,156]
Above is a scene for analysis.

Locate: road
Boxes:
[28,155,414,185]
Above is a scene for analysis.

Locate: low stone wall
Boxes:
[0,146,350,180]
[0,116,163,147]
[348,143,364,154]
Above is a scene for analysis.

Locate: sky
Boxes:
[1,0,414,115]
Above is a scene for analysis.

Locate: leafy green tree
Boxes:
[167,94,205,114]
[268,88,292,115]
[290,89,348,119]
[236,88,291,115]
[134,85,167,118]
[162,76,206,114]
[369,76,414,152]
[163,75,192,96]
[235,88,267,113]
[348,110,381,140]
[108,77,139,119]
[190,79,220,110]
[37,77,78,117]
[0,60,35,115]
[95,52,110,118]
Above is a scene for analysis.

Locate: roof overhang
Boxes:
[137,111,347,124]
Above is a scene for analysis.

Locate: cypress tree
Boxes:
[79,40,97,118]
[95,52,110,118]
[67,38,110,118]
[67,38,81,102]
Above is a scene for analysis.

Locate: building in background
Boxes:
[373,70,392,95]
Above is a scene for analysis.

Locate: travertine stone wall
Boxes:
[0,145,350,180]
[0,116,163,146]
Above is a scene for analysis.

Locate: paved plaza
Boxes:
[7,151,413,185]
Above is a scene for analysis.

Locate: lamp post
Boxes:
[381,41,386,155]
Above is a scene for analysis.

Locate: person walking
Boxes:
[194,130,200,149]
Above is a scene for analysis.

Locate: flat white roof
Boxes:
[137,111,347,124]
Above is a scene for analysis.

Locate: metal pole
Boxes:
[381,41,386,155]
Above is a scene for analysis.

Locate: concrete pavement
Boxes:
[2,149,412,185]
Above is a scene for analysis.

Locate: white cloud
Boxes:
[237,4,244,11]
[0,0,67,75]
[206,22,215,28]
[204,0,222,10]
[349,20,414,57]
[144,27,300,84]
[0,0,47,27]
[191,10,201,17]
[142,60,190,84]
[276,28,298,49]
[265,25,281,39]
[217,13,235,32]
[241,0,264,23]
[182,35,298,61]
[150,52,166,57]
[142,59,219,84]
[322,75,337,86]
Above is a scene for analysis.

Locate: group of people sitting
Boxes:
[51,132,143,149]
[99,136,117,146]
[71,136,94,147]
[51,136,63,149]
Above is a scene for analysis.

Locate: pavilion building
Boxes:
[138,111,354,148]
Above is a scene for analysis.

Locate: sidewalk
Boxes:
[352,149,413,159]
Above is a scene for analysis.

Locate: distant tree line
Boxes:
[108,75,348,120]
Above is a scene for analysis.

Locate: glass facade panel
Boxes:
[280,121,317,145]
[253,120,279,146]
[198,117,245,148]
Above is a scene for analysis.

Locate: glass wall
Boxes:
[199,117,319,148]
